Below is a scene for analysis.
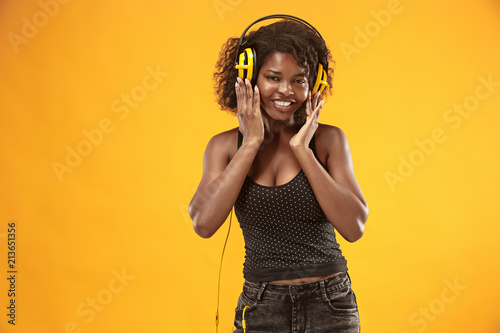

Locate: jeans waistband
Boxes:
[242,271,350,303]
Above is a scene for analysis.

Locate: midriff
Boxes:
[268,271,342,285]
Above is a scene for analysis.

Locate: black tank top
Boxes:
[234,131,348,282]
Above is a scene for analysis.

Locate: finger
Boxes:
[314,91,321,108]
[314,100,324,121]
[239,77,247,102]
[245,78,253,101]
[253,85,260,114]
[237,78,247,114]
[235,80,241,109]
[308,98,322,118]
[238,78,251,116]
[318,99,324,111]
[305,91,312,117]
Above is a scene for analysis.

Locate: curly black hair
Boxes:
[213,18,335,115]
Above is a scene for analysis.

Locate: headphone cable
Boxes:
[215,208,233,333]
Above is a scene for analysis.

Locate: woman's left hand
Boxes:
[289,91,324,150]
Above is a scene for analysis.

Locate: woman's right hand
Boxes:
[235,77,264,145]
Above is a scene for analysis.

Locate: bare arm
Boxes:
[290,93,368,242]
[189,78,264,238]
[293,126,368,242]
[189,133,260,238]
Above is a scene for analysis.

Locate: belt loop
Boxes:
[256,282,267,301]
[319,279,329,302]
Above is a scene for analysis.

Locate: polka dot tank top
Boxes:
[234,131,348,282]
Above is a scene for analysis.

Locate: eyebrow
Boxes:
[265,70,305,77]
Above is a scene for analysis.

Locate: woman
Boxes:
[189,16,368,332]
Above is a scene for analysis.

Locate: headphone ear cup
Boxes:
[236,48,257,85]
[249,48,257,86]
[311,63,329,95]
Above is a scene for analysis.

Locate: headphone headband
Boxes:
[234,14,327,70]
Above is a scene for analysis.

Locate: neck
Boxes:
[261,111,302,137]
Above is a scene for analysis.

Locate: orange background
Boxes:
[1,0,499,332]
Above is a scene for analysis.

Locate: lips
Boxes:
[272,99,295,113]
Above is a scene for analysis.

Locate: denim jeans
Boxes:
[233,271,360,333]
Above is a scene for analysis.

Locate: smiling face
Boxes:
[256,52,309,123]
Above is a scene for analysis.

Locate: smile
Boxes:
[273,100,293,107]
[271,100,296,113]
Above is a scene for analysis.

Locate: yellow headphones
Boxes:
[235,14,329,95]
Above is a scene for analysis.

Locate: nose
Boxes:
[278,80,294,95]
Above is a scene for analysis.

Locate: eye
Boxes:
[294,79,306,84]
[267,76,279,81]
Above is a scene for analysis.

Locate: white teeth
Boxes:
[274,101,292,107]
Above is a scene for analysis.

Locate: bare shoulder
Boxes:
[315,123,350,156]
[205,127,239,161]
